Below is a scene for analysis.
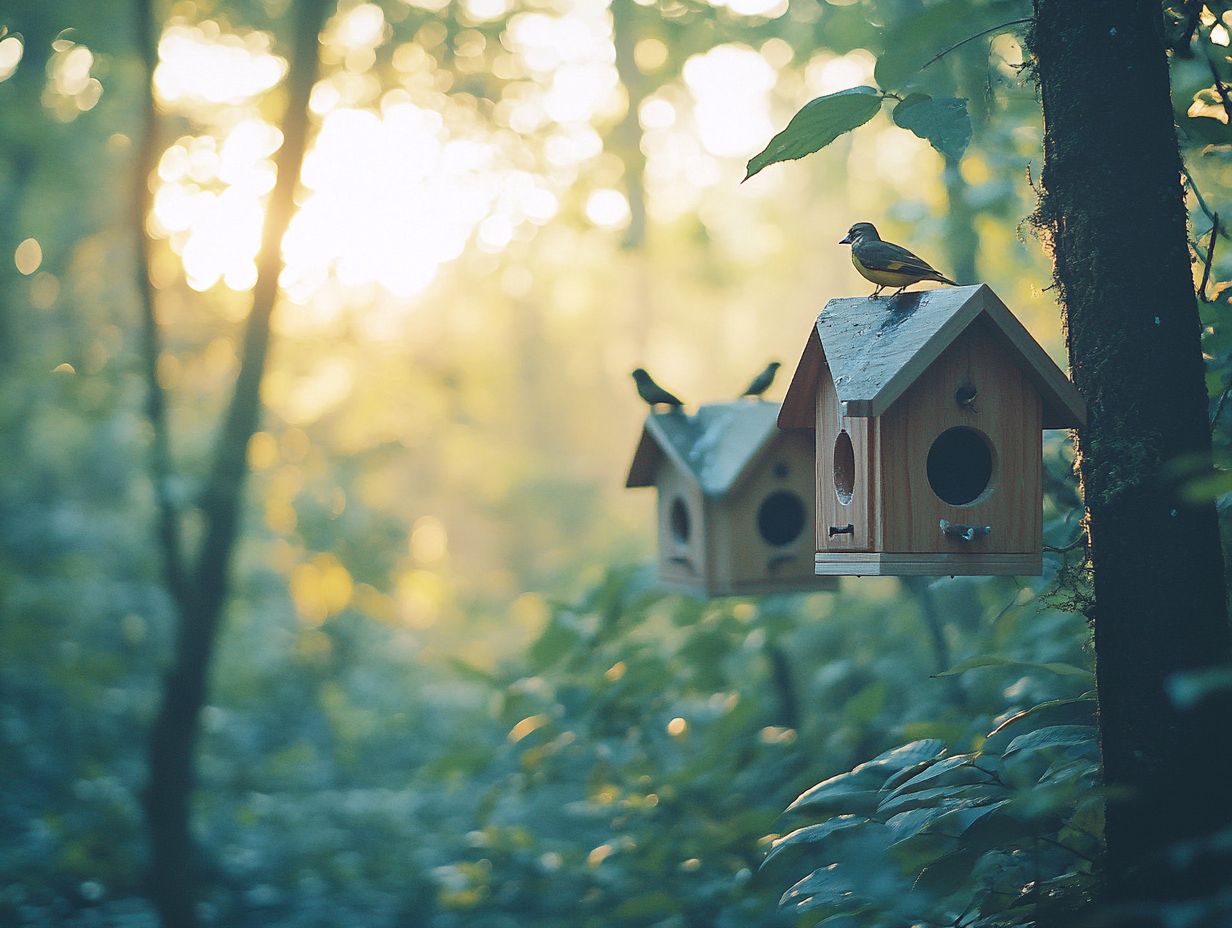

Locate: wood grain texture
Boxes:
[814,551,1041,576]
[778,327,824,429]
[716,429,819,586]
[878,316,1042,554]
[816,362,878,551]
[655,462,708,586]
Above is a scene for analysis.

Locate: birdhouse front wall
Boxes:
[816,363,878,552]
[655,463,708,587]
[710,431,817,588]
[876,317,1042,554]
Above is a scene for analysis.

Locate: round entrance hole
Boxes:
[669,497,691,543]
[926,427,995,505]
[757,491,806,546]
[833,430,855,505]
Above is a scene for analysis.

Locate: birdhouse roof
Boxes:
[626,401,784,497]
[778,284,1086,430]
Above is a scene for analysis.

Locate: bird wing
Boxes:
[855,239,945,277]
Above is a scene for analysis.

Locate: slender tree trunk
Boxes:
[138,2,333,925]
[1031,0,1232,911]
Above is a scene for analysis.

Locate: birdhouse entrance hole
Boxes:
[757,491,806,546]
[670,497,691,543]
[926,427,995,505]
[833,430,855,505]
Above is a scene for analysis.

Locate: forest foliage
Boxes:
[2,0,1232,926]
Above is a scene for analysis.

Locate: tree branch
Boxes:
[1211,378,1232,433]
[1182,168,1229,239]
[143,3,334,926]
[920,18,1033,74]
[1199,216,1218,301]
[1208,57,1232,125]
[133,0,189,609]
[1174,0,1204,58]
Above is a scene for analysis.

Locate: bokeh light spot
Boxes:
[15,238,42,275]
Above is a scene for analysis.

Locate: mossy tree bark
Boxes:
[1031,0,1232,910]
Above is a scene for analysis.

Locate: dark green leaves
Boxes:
[936,654,1095,683]
[762,816,870,868]
[1002,725,1099,758]
[744,86,882,181]
[892,94,972,161]
[873,0,1031,91]
[786,739,946,815]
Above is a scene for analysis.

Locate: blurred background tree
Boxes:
[0,0,1229,926]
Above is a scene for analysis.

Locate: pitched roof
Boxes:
[626,401,784,496]
[778,284,1086,430]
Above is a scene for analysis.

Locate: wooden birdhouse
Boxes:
[626,402,839,596]
[778,284,1085,577]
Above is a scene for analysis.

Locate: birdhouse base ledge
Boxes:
[815,552,1042,577]
[658,575,839,597]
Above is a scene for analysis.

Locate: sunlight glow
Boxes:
[14,238,42,276]
[805,49,876,96]
[683,44,776,158]
[155,22,286,106]
[585,188,630,228]
[708,0,788,19]
[0,35,23,82]
[332,3,386,48]
[45,42,102,117]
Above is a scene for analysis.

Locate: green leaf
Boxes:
[911,849,983,898]
[936,654,1094,683]
[745,87,882,181]
[986,695,1097,739]
[884,806,955,845]
[873,0,1030,91]
[1003,725,1098,758]
[884,754,986,801]
[892,94,972,161]
[877,783,1004,816]
[761,816,870,868]
[929,799,1012,837]
[780,863,861,914]
[786,740,946,815]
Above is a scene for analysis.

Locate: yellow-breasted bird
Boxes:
[632,368,684,409]
[741,361,781,399]
[839,222,957,299]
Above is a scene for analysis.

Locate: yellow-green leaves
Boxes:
[743,86,882,182]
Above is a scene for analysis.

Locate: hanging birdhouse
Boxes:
[778,284,1086,577]
[626,402,838,596]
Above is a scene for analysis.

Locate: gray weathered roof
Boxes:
[626,401,783,496]
[779,284,1086,430]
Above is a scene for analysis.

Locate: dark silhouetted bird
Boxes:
[632,368,684,408]
[741,361,781,399]
[839,222,957,298]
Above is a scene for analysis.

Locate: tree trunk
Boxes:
[139,2,333,925]
[1031,0,1232,911]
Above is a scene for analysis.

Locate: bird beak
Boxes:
[838,234,852,245]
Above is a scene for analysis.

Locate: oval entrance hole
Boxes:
[833,430,855,505]
[926,427,994,505]
[669,497,691,543]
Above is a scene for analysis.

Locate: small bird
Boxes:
[839,222,957,299]
[741,361,781,399]
[632,368,684,409]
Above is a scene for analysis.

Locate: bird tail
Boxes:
[935,273,958,286]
